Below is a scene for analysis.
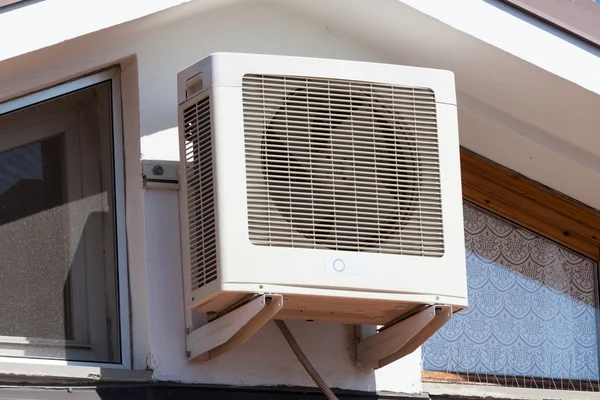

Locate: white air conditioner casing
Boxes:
[177,53,467,329]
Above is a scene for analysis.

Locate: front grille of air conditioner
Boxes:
[242,74,444,257]
[183,96,218,291]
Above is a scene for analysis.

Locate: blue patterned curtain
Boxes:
[422,202,600,383]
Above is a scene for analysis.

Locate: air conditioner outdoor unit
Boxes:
[177,53,467,369]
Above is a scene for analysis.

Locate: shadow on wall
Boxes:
[0,384,411,399]
[95,384,388,400]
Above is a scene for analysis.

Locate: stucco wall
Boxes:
[0,1,422,394]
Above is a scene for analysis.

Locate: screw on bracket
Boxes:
[152,164,164,176]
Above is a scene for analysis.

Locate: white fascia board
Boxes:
[397,0,600,97]
[0,0,192,62]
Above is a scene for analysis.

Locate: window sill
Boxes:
[423,382,599,400]
[0,359,152,383]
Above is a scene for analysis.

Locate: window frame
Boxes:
[0,68,131,369]
[422,147,600,392]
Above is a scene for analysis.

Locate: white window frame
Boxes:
[0,68,131,370]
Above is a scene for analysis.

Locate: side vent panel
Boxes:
[183,96,217,290]
[242,74,444,257]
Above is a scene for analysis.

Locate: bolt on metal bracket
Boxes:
[142,160,180,190]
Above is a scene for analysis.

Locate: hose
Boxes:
[274,319,339,400]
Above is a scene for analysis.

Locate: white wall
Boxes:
[0,0,422,394]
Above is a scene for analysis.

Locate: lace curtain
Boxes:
[422,202,600,382]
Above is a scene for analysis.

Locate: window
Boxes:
[422,149,600,392]
[0,70,129,365]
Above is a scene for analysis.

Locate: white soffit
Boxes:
[399,0,600,97]
[390,0,600,169]
[280,0,600,209]
[282,0,600,151]
[0,0,244,63]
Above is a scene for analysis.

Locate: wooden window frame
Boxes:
[422,147,600,389]
[460,147,600,262]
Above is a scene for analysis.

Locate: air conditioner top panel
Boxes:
[177,52,456,106]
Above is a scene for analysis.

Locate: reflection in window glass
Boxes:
[0,142,43,195]
[0,137,70,340]
[423,202,599,389]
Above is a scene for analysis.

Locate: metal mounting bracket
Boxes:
[356,304,452,370]
[186,294,284,361]
[142,160,179,190]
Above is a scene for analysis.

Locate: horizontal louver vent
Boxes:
[183,96,218,290]
[242,74,444,257]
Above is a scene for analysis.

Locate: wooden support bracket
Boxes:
[186,294,283,361]
[356,305,452,370]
